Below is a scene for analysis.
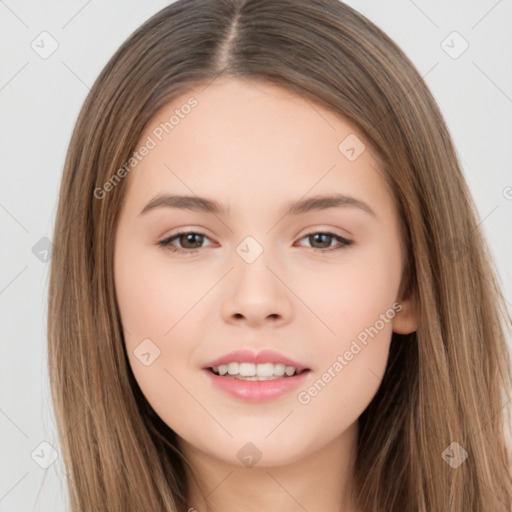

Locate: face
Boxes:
[113,76,416,468]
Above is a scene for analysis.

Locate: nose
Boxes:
[220,256,293,328]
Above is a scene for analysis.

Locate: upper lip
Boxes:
[203,349,310,372]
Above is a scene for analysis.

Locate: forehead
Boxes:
[122,77,391,217]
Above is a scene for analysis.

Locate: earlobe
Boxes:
[392,296,418,334]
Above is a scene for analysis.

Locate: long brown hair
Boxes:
[47,0,512,510]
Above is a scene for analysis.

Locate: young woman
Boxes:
[47,1,512,510]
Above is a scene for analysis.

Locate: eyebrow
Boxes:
[139,193,376,218]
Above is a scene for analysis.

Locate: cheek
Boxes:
[114,239,205,342]
[299,236,402,347]
[293,237,402,418]
[114,241,204,424]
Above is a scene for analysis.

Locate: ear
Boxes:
[392,286,418,335]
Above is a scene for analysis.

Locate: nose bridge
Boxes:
[222,232,292,324]
[233,233,279,292]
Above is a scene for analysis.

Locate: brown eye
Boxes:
[158,231,213,253]
[297,232,353,251]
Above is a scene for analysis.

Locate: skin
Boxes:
[114,76,417,512]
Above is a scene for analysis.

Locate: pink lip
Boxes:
[203,368,311,402]
[203,349,310,372]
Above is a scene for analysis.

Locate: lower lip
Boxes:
[203,368,311,402]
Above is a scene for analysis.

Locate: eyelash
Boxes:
[158,230,354,255]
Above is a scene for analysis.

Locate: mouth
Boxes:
[201,350,311,401]
[203,364,312,402]
[206,364,311,380]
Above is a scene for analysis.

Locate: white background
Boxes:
[1,1,511,510]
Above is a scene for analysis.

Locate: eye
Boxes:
[158,231,214,254]
[295,232,354,252]
[158,230,353,255]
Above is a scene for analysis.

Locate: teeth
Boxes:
[213,362,303,378]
